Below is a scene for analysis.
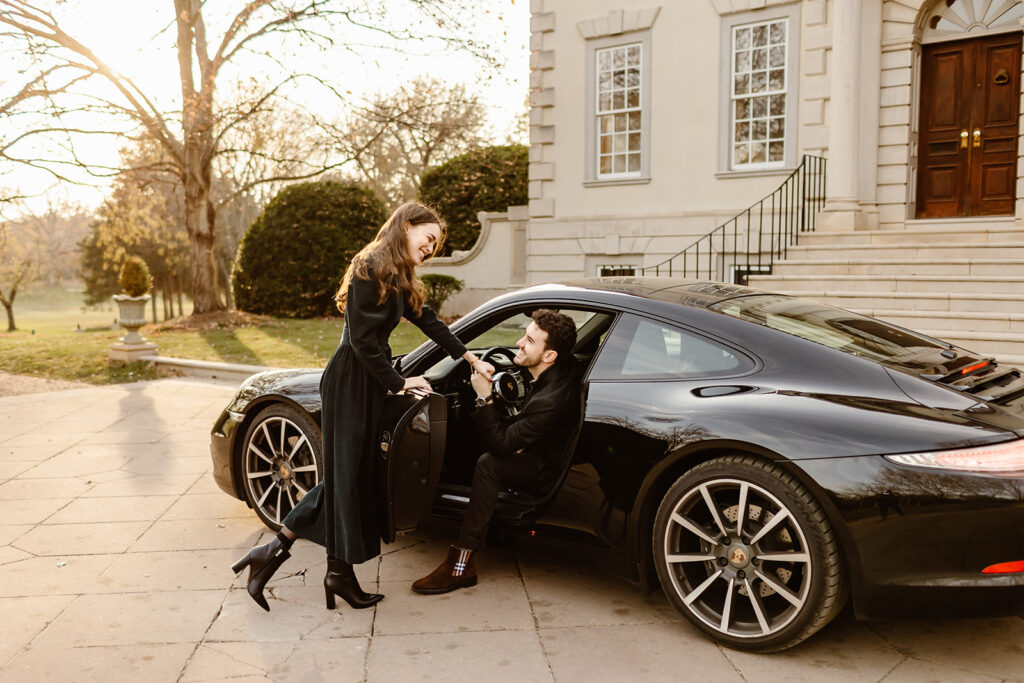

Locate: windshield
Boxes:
[709,294,952,369]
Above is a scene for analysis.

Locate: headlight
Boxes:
[886,438,1024,475]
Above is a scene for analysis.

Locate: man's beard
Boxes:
[514,352,540,369]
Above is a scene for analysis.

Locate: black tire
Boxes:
[652,455,847,652]
[240,403,323,531]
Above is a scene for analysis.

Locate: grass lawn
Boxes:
[0,286,430,384]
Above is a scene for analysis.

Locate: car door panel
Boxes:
[378,393,447,543]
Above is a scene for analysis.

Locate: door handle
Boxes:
[960,130,969,149]
[973,128,981,148]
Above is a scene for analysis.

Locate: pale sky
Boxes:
[2,0,529,213]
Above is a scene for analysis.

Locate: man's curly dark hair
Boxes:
[531,309,577,361]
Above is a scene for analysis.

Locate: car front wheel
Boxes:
[653,455,846,652]
[240,403,323,530]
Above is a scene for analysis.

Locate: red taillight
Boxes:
[961,360,990,375]
[886,438,1024,474]
[982,560,1024,574]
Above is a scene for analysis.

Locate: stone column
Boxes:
[820,0,870,230]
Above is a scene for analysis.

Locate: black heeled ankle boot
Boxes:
[323,556,384,610]
[231,532,293,612]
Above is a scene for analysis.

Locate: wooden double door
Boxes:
[916,33,1021,218]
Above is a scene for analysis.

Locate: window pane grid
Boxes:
[597,43,642,177]
[730,19,787,167]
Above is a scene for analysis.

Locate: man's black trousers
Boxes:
[457,451,539,550]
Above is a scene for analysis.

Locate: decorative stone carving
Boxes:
[920,0,1024,44]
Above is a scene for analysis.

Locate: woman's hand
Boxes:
[471,359,496,380]
[402,375,432,396]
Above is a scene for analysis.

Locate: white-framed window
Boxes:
[596,43,643,178]
[730,19,787,169]
[717,5,800,174]
[584,31,652,186]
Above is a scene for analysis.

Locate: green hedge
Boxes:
[420,273,464,313]
[232,181,387,317]
[418,144,527,255]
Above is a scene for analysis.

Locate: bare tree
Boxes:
[0,0,496,314]
[0,213,40,331]
[333,77,487,208]
[15,197,90,285]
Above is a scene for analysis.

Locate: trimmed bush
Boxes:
[233,181,387,317]
[119,256,151,297]
[420,273,464,314]
[418,144,527,255]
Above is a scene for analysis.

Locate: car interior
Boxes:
[419,307,618,508]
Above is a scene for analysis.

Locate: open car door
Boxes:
[377,392,447,544]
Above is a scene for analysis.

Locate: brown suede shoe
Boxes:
[411,546,477,594]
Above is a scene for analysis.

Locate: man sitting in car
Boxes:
[412,309,581,594]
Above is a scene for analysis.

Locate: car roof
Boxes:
[515,277,771,310]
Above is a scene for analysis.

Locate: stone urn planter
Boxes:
[109,256,159,362]
[109,293,159,361]
[113,294,151,344]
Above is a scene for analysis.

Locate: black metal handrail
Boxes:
[641,154,826,284]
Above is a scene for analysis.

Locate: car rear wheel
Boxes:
[241,403,323,530]
[653,455,846,652]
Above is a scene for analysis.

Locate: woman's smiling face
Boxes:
[405,221,441,265]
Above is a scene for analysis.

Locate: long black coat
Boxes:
[283,269,466,563]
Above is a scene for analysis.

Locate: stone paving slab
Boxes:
[1,377,1023,681]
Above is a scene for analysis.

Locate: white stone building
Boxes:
[423,0,1024,363]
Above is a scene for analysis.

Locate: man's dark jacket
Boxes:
[471,357,581,491]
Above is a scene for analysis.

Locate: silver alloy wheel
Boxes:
[661,477,812,639]
[243,414,320,526]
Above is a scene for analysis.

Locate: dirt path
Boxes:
[0,370,91,397]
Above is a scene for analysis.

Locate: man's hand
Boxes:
[470,369,492,399]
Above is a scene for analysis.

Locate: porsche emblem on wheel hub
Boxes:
[729,547,748,565]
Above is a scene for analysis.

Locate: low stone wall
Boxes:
[418,206,528,317]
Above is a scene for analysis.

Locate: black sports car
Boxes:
[210,278,1024,652]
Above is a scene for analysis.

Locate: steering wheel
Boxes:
[480,346,517,369]
[477,347,527,417]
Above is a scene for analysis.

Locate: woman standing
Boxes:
[231,201,494,611]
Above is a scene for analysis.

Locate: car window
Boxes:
[469,312,533,348]
[709,295,949,368]
[467,309,601,349]
[419,308,608,376]
[590,314,749,380]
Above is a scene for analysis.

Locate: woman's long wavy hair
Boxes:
[335,201,446,316]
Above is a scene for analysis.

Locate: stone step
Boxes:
[849,309,1024,334]
[768,289,1024,314]
[910,330,1024,358]
[797,220,1024,245]
[783,242,1024,260]
[768,258,1024,277]
[749,274,1024,295]
[995,353,1024,367]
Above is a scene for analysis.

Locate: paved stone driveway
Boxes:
[1,378,1023,682]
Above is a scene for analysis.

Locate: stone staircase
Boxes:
[745,217,1024,365]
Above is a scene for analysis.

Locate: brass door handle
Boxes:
[973,128,981,147]
[961,130,969,149]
